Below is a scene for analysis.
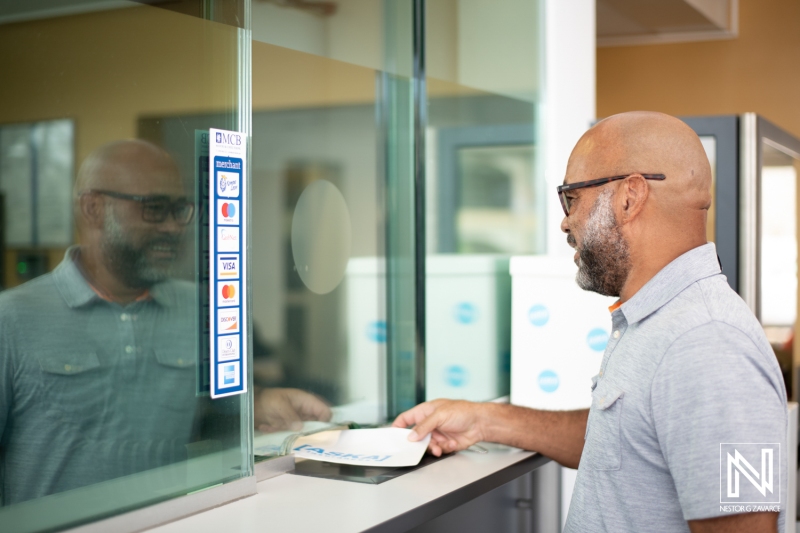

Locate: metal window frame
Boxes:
[740,113,800,319]
[681,115,740,293]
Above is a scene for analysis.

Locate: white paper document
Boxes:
[292,428,431,467]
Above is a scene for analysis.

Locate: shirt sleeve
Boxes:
[651,321,787,521]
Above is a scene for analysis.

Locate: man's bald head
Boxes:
[561,111,714,300]
[75,139,181,199]
[74,140,188,290]
[568,111,712,214]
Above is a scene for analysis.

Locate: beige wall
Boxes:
[597,0,800,138]
[0,7,240,166]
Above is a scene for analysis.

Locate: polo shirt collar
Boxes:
[53,246,175,308]
[619,242,721,325]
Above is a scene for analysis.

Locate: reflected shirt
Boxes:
[565,243,788,533]
[0,248,200,505]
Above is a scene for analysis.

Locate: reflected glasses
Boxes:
[88,189,195,225]
[556,173,666,216]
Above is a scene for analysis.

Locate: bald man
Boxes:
[394,112,787,533]
[0,140,330,505]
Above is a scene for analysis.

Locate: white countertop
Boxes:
[146,445,544,533]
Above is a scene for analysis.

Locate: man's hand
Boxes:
[392,399,487,456]
[254,387,332,433]
[395,400,588,467]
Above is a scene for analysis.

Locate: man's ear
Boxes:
[80,194,105,228]
[618,174,649,224]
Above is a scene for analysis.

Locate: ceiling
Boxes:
[597,0,738,46]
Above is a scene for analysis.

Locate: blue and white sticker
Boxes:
[528,304,550,327]
[453,302,478,324]
[586,328,610,352]
[444,365,469,387]
[538,370,559,393]
[217,361,240,388]
[366,320,387,343]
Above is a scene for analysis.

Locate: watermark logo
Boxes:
[720,443,780,505]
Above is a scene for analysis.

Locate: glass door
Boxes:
[740,114,800,398]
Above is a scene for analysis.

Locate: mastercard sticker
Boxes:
[217,199,240,225]
[217,280,240,307]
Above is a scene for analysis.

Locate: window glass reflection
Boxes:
[0,4,260,530]
[425,0,542,402]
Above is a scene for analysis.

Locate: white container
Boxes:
[426,255,511,402]
[510,255,615,410]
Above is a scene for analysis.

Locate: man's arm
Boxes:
[392,400,588,469]
[688,512,778,533]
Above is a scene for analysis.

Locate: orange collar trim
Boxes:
[608,300,622,313]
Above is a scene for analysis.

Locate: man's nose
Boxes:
[157,213,184,234]
[560,215,570,234]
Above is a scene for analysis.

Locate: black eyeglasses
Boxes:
[88,189,195,225]
[556,173,666,216]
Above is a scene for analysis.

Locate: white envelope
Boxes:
[292,428,431,467]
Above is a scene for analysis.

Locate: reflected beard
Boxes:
[574,189,631,297]
[101,211,178,289]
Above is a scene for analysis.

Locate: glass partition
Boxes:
[760,140,799,394]
[0,3,252,531]
[243,0,416,454]
[424,0,543,401]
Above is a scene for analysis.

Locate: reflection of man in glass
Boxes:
[0,140,329,505]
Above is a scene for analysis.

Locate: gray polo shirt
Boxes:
[0,248,201,505]
[565,243,788,532]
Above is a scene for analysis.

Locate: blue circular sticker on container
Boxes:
[444,365,469,387]
[366,320,387,343]
[586,328,610,352]
[453,302,478,324]
[538,370,559,393]
[528,304,550,327]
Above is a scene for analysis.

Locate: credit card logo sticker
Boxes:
[217,227,240,252]
[217,281,240,307]
[217,199,240,225]
[217,308,240,334]
[218,361,240,388]
[217,335,240,362]
[217,255,239,279]
[217,170,240,197]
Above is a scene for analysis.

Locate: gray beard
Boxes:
[574,189,632,297]
[101,209,175,289]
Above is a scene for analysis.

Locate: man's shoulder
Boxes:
[0,272,62,311]
[653,277,782,388]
